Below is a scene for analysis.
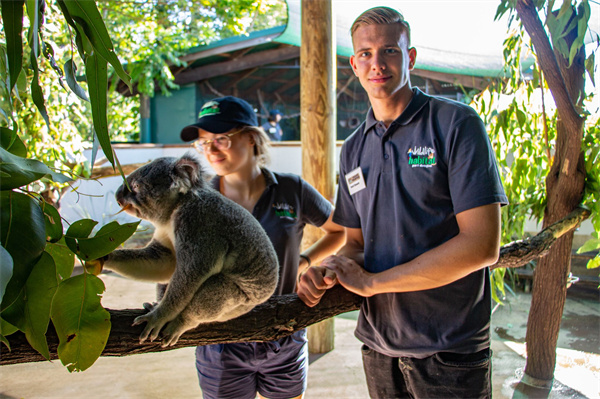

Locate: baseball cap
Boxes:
[180,96,258,142]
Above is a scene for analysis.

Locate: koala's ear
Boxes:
[173,155,202,193]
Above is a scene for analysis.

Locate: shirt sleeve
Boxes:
[299,178,332,228]
[333,142,362,228]
[447,114,508,214]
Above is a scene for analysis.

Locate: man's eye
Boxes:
[215,137,228,145]
[360,52,370,57]
[385,49,398,54]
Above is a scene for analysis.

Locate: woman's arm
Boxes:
[298,211,346,276]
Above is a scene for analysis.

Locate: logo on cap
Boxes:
[199,101,220,118]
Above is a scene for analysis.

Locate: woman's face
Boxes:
[197,128,255,176]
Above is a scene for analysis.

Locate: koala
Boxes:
[90,155,279,346]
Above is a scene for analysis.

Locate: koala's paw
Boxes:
[159,318,195,347]
[84,258,104,276]
[132,305,169,344]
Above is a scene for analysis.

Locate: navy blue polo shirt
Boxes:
[333,88,508,358]
[211,169,332,295]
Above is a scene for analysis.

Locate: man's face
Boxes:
[350,23,416,102]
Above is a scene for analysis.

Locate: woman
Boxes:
[180,96,345,399]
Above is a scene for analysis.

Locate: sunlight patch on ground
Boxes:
[503,341,600,398]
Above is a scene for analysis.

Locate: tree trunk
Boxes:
[1,209,588,366]
[300,0,337,354]
[515,0,586,387]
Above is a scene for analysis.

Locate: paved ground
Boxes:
[1,272,598,399]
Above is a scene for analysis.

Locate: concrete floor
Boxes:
[1,272,598,399]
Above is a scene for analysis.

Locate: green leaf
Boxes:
[576,237,600,254]
[51,273,110,372]
[64,59,89,102]
[65,220,140,261]
[0,0,25,90]
[66,219,98,239]
[46,239,75,282]
[59,0,131,89]
[1,315,18,342]
[585,52,595,87]
[0,244,14,307]
[84,52,114,167]
[586,255,600,270]
[0,147,72,190]
[0,192,46,311]
[30,57,51,130]
[2,252,58,360]
[0,127,27,157]
[42,201,63,243]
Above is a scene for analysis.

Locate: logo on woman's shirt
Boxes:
[272,203,297,220]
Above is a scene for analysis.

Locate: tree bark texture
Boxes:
[300,0,337,354]
[1,208,589,366]
[516,0,587,385]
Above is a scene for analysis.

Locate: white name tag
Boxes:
[345,167,366,195]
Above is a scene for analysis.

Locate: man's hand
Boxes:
[322,255,375,297]
[297,265,337,307]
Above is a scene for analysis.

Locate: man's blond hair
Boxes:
[351,7,411,46]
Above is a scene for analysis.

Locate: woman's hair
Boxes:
[234,125,271,167]
[350,7,411,46]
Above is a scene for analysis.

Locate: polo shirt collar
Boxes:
[209,167,278,191]
[362,87,429,134]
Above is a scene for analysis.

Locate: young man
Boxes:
[297,7,508,399]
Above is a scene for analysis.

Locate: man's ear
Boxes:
[408,47,417,70]
[349,55,358,75]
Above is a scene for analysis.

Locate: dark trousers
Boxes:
[361,344,492,399]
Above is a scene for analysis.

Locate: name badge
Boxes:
[345,167,366,195]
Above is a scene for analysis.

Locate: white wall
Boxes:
[59,143,341,226]
[59,143,592,239]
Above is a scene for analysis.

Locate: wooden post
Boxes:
[300,0,337,354]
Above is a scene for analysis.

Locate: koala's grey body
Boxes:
[103,155,279,346]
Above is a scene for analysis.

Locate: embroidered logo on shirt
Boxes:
[273,203,297,220]
[407,146,437,168]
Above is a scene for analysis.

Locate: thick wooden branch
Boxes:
[0,208,590,366]
[515,0,583,131]
[491,207,590,269]
[0,286,362,365]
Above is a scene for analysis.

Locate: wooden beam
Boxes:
[174,46,300,85]
[179,31,283,63]
[300,0,337,354]
[411,68,492,91]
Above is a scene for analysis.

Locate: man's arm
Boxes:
[297,226,364,307]
[325,203,502,297]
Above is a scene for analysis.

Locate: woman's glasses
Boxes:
[192,130,242,153]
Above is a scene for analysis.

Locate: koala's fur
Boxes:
[101,155,279,346]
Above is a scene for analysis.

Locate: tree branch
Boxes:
[515,0,583,131]
[0,208,590,366]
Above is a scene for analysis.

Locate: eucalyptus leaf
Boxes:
[66,220,139,261]
[1,315,18,340]
[64,59,89,102]
[0,146,71,190]
[51,273,110,372]
[59,0,131,89]
[2,252,58,360]
[576,238,600,254]
[85,52,114,167]
[46,239,75,282]
[42,202,63,243]
[0,244,14,306]
[586,255,600,270]
[0,127,27,157]
[0,191,46,311]
[0,0,25,90]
